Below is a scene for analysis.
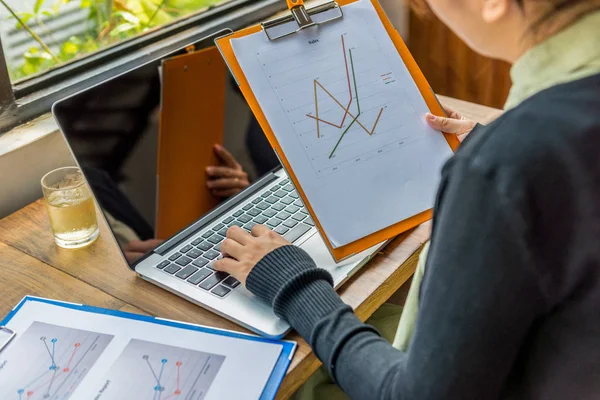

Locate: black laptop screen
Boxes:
[53,45,278,267]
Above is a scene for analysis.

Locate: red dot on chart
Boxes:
[176,361,182,366]
[63,368,70,373]
[175,390,181,395]
[27,391,33,396]
[75,343,81,347]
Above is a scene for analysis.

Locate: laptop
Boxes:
[52,38,383,339]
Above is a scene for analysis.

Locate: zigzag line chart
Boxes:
[0,322,114,400]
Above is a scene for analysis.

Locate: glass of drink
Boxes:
[41,167,99,249]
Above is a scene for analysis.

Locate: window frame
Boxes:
[0,0,285,134]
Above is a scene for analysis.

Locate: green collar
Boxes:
[505,10,600,110]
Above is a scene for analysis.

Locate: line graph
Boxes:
[254,28,418,177]
[94,339,225,400]
[307,35,384,158]
[0,322,113,400]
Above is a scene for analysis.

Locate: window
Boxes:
[0,0,284,132]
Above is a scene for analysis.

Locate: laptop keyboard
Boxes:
[155,178,315,299]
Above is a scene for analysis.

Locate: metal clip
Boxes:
[0,326,16,353]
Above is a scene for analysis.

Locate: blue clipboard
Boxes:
[0,296,296,400]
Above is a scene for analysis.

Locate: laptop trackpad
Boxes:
[299,233,365,272]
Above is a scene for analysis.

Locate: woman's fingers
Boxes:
[206,166,243,178]
[426,113,476,136]
[251,224,271,237]
[220,237,246,259]
[226,226,254,246]
[207,177,249,190]
[213,257,240,275]
[214,144,240,169]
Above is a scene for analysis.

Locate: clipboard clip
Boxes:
[0,326,16,353]
[262,1,344,41]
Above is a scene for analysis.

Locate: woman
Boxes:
[215,0,600,398]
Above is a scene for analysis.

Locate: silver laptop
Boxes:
[52,38,383,339]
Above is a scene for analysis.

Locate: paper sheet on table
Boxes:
[0,298,290,400]
[231,0,453,248]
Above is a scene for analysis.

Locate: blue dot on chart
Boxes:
[51,338,57,343]
[161,359,167,364]
[154,386,161,391]
[18,389,24,394]
[50,365,57,370]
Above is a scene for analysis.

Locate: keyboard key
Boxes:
[187,249,202,259]
[238,215,252,223]
[281,197,294,205]
[212,223,225,231]
[252,197,262,204]
[214,242,222,252]
[176,266,198,280]
[292,213,307,222]
[247,208,261,217]
[272,203,285,211]
[164,264,182,274]
[243,203,254,211]
[305,217,315,226]
[274,190,287,198]
[270,186,279,192]
[180,245,193,253]
[230,221,244,228]
[276,211,292,220]
[217,227,228,236]
[294,199,304,207]
[212,285,231,297]
[265,196,279,204]
[207,234,224,245]
[267,218,282,228]
[261,192,271,198]
[283,184,295,191]
[206,262,216,270]
[156,260,171,270]
[263,209,276,218]
[223,276,241,288]
[192,258,209,268]
[204,250,220,260]
[175,256,193,266]
[244,222,257,231]
[283,223,312,243]
[256,202,270,211]
[254,216,268,224]
[202,231,213,239]
[275,226,290,235]
[233,210,244,217]
[168,253,182,261]
[191,238,203,246]
[196,242,212,252]
[279,179,290,186]
[289,192,299,199]
[223,216,234,224]
[188,268,212,285]
[285,205,300,214]
[199,272,228,291]
[283,220,298,228]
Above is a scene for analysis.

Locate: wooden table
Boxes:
[0,96,500,399]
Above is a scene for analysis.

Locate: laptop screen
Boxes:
[54,42,278,267]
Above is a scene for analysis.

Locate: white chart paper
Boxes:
[0,301,283,400]
[232,0,453,247]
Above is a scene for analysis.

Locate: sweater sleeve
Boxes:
[247,158,548,399]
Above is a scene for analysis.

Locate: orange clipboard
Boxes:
[156,46,226,239]
[216,0,460,261]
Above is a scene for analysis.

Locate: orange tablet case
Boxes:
[216,0,460,261]
[156,46,227,239]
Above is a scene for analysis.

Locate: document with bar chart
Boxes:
[231,0,454,248]
[0,298,295,400]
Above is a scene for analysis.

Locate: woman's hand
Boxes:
[214,225,290,285]
[123,239,165,263]
[206,145,250,198]
[426,105,477,142]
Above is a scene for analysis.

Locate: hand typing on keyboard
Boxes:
[214,225,290,285]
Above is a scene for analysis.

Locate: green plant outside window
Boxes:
[1,0,223,82]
